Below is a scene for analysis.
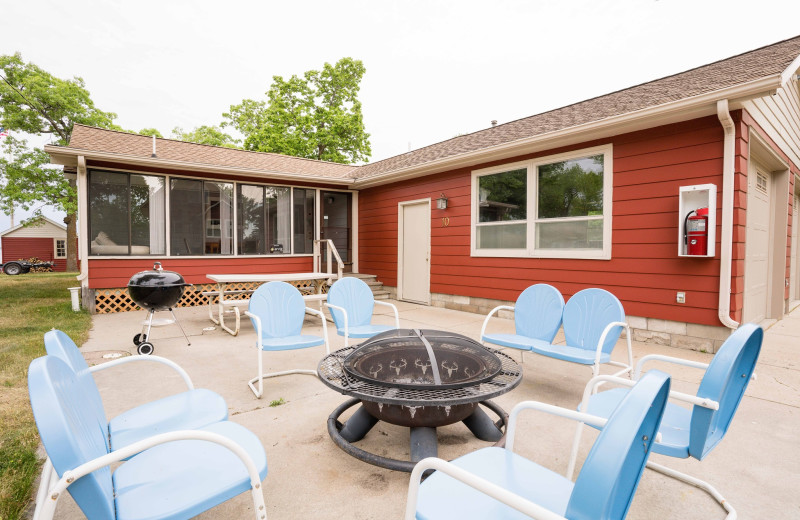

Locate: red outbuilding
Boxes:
[1,217,70,272]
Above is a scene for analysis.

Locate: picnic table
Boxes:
[206,272,336,335]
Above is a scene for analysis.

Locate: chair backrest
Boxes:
[563,288,625,354]
[689,322,763,460]
[43,330,109,449]
[514,284,564,342]
[327,277,376,329]
[248,281,306,339]
[28,356,115,520]
[567,370,671,520]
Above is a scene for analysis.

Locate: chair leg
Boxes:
[32,457,56,520]
[247,348,319,399]
[646,461,736,519]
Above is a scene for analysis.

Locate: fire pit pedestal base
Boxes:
[327,398,509,473]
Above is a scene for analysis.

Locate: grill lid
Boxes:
[127,262,189,288]
[342,329,502,390]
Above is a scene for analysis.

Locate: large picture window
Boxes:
[88,171,165,255]
[170,179,233,255]
[471,145,612,259]
[237,184,291,254]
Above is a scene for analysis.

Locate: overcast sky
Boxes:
[1,0,800,235]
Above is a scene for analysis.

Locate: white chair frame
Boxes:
[324,300,400,348]
[568,353,749,520]
[245,306,330,399]
[33,430,267,520]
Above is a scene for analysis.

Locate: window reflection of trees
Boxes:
[478,169,527,223]
[537,155,603,219]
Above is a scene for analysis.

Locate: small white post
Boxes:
[68,287,81,312]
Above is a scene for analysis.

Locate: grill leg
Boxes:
[338,405,379,442]
[142,310,155,341]
[169,308,191,346]
[462,405,504,442]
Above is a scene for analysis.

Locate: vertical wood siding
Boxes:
[87,256,314,288]
[360,116,733,325]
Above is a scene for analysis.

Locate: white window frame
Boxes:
[470,144,613,260]
[54,238,67,258]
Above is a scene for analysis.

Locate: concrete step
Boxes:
[342,273,389,299]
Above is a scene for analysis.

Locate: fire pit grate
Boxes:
[318,344,521,407]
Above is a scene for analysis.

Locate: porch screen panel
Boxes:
[130,174,165,255]
[203,182,233,255]
[267,186,290,254]
[89,171,130,255]
[170,179,203,255]
[237,184,265,255]
[293,188,315,254]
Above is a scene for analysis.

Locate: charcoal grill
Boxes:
[317,329,522,472]
[127,262,192,355]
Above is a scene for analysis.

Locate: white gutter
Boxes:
[76,156,89,286]
[716,100,739,329]
[44,146,356,186]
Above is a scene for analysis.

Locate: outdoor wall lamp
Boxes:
[436,193,448,210]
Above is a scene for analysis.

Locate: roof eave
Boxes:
[43,146,356,186]
[352,74,783,189]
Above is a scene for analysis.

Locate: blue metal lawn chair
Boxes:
[405,370,671,520]
[325,276,400,347]
[571,322,763,519]
[28,355,268,520]
[481,284,565,355]
[244,281,330,398]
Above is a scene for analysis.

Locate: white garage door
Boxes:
[743,167,771,323]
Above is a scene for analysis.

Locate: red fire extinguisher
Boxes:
[684,207,709,255]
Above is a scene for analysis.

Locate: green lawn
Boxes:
[0,272,92,520]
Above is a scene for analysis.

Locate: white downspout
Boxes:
[716,100,740,329]
[76,156,89,287]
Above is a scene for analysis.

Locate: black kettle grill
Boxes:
[127,262,192,355]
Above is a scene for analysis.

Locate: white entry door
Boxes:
[791,190,800,303]
[743,165,771,323]
[398,200,430,304]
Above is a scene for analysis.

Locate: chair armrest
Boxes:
[244,311,263,350]
[505,400,608,452]
[593,321,629,362]
[479,305,515,340]
[405,457,567,520]
[39,430,267,520]
[88,355,194,390]
[580,374,719,413]
[374,300,400,328]
[634,354,710,380]
[305,306,331,354]
[323,302,348,331]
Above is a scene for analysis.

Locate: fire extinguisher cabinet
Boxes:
[678,184,716,257]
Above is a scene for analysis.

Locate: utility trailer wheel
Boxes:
[3,262,23,275]
[137,342,154,355]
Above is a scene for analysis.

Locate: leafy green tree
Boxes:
[0,53,119,270]
[138,127,163,138]
[171,125,240,148]
[223,57,371,164]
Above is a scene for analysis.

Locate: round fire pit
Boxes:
[318,329,522,472]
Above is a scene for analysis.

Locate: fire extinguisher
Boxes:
[684,207,709,255]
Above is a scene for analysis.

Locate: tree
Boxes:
[138,127,163,138]
[171,125,240,148]
[0,53,119,271]
[223,57,371,164]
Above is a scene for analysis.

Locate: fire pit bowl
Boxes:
[318,329,522,472]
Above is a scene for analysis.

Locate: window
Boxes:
[293,188,316,254]
[471,145,612,259]
[55,239,66,258]
[89,171,166,255]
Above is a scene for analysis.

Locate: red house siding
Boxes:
[359,116,733,326]
[87,256,314,289]
[1,237,68,272]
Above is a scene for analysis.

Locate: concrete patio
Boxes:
[44,300,800,519]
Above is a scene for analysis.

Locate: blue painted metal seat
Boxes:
[481,284,564,354]
[43,330,228,451]
[484,287,634,382]
[573,322,763,519]
[405,370,671,520]
[28,355,268,520]
[325,276,400,347]
[244,281,330,398]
